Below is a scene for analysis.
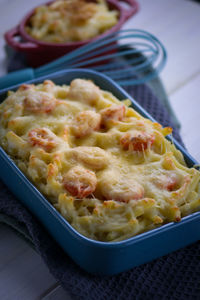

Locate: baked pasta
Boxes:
[0,79,200,242]
[26,0,118,43]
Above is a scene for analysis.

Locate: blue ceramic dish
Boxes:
[0,69,200,275]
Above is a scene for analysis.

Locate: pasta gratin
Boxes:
[0,79,200,242]
[26,0,118,43]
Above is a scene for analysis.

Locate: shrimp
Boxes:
[70,146,109,170]
[153,173,180,191]
[99,170,144,203]
[18,84,34,91]
[120,131,155,152]
[100,105,125,126]
[68,79,101,105]
[73,110,101,137]
[63,165,97,198]
[24,91,56,113]
[28,128,58,152]
[42,80,55,92]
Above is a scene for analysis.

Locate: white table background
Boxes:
[0,0,200,299]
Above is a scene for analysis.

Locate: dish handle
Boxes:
[116,0,139,22]
[4,26,40,52]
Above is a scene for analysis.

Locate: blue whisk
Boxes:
[0,29,167,90]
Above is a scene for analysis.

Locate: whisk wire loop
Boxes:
[36,29,167,86]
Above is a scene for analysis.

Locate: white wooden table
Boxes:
[0,0,200,299]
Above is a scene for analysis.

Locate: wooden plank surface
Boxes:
[124,0,200,95]
[0,224,62,300]
[170,73,200,161]
[0,0,200,299]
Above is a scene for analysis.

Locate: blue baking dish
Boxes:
[0,69,200,275]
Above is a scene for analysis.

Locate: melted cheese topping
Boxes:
[0,79,200,242]
[26,0,118,43]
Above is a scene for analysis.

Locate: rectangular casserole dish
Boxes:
[0,69,200,276]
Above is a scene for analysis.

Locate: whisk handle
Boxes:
[0,68,35,91]
[117,0,139,21]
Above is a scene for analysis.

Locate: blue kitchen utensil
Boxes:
[0,29,167,90]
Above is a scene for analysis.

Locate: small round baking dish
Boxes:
[4,0,139,67]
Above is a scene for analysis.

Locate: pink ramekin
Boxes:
[4,0,139,67]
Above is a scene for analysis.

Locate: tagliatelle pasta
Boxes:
[26,0,118,43]
[0,79,200,242]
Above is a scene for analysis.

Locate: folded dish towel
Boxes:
[0,53,199,300]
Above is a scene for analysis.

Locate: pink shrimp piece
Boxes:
[120,131,155,152]
[18,84,34,91]
[24,92,56,113]
[99,170,144,203]
[63,166,97,199]
[73,110,101,137]
[43,80,55,87]
[100,105,125,126]
[68,79,101,105]
[165,176,179,191]
[154,173,180,191]
[108,181,144,203]
[28,128,57,152]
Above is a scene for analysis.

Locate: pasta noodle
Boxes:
[0,79,200,242]
[26,0,118,43]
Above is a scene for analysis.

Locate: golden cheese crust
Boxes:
[0,79,200,242]
[26,0,118,43]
